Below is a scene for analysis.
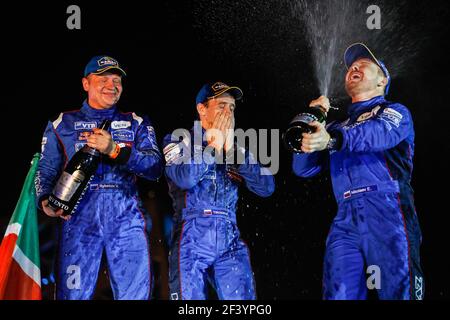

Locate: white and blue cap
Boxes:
[344,43,391,95]
[84,55,127,77]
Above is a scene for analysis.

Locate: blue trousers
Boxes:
[56,190,152,300]
[323,192,424,300]
[169,217,256,300]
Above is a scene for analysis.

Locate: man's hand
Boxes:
[87,128,116,155]
[301,121,331,153]
[224,115,235,153]
[309,95,331,113]
[41,199,71,221]
[206,111,232,153]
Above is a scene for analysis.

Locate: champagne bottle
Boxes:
[48,119,111,215]
[283,106,327,153]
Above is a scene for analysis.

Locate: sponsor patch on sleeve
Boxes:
[357,106,381,122]
[163,143,182,165]
[41,137,48,153]
[146,126,159,149]
[147,126,156,140]
[380,108,403,128]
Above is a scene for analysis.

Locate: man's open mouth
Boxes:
[348,72,363,82]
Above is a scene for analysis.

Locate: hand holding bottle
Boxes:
[87,128,116,155]
[309,95,331,114]
[283,98,328,153]
[300,121,331,153]
[300,96,332,153]
[47,120,111,217]
[41,199,71,221]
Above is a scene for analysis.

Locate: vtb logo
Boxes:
[74,121,97,131]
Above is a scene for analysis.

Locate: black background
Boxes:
[1,1,449,300]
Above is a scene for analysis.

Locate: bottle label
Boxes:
[48,194,70,211]
[297,113,319,124]
[53,170,85,202]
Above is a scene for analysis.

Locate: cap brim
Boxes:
[210,86,243,101]
[90,66,127,76]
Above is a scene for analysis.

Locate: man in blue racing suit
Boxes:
[163,82,275,300]
[292,43,424,300]
[35,55,163,299]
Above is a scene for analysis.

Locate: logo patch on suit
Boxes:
[164,143,182,165]
[112,129,134,142]
[78,131,92,140]
[357,106,381,122]
[74,121,97,131]
[343,185,378,199]
[381,108,403,127]
[41,137,47,153]
[111,121,131,130]
[146,126,157,147]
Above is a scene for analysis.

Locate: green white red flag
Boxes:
[0,153,41,300]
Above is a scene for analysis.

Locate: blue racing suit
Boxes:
[163,126,275,300]
[35,100,163,300]
[293,96,424,300]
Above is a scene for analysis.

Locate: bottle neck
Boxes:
[310,105,327,114]
[308,106,327,122]
[82,145,100,156]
